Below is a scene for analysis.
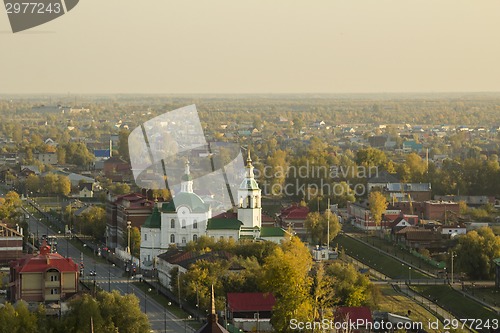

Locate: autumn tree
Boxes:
[0,191,22,222]
[261,236,314,332]
[326,262,379,307]
[62,291,150,333]
[305,210,341,246]
[76,206,106,240]
[368,191,388,231]
[455,227,500,279]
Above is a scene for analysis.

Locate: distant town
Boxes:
[0,94,499,333]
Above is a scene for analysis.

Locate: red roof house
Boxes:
[9,241,79,303]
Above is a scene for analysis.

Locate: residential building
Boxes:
[35,152,58,165]
[9,241,79,302]
[278,204,310,240]
[105,192,155,250]
[423,200,460,221]
[0,223,23,264]
[227,293,275,332]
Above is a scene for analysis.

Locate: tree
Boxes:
[62,291,150,333]
[129,226,141,258]
[261,236,314,332]
[325,262,379,307]
[455,227,500,279]
[0,191,22,222]
[356,148,387,168]
[311,262,337,321]
[25,174,41,193]
[117,129,130,161]
[305,210,341,246]
[77,206,106,240]
[368,191,388,230]
[330,181,356,207]
[58,175,71,196]
[109,183,130,195]
[0,302,37,333]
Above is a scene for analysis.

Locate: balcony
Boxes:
[44,293,60,302]
[44,280,60,288]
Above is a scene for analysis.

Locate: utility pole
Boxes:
[327,198,330,251]
[451,250,455,284]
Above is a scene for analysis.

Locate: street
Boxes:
[23,208,194,333]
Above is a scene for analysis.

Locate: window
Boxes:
[170,234,175,243]
[193,220,198,229]
[182,219,186,228]
[220,236,224,240]
[229,236,233,239]
[50,275,58,281]
[144,233,147,241]
[171,219,175,228]
[193,234,198,241]
[182,237,186,244]
[50,288,59,295]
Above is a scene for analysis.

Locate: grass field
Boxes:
[334,234,430,279]
[410,285,499,322]
[467,286,500,308]
[356,234,443,274]
[376,285,445,333]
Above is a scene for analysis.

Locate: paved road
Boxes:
[24,207,194,333]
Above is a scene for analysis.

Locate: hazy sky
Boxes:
[1,1,500,94]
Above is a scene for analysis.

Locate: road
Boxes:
[23,207,194,333]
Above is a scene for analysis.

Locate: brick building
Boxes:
[0,223,23,264]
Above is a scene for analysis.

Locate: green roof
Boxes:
[260,227,287,238]
[240,178,259,190]
[162,192,209,213]
[143,206,161,228]
[181,174,193,181]
[207,218,242,230]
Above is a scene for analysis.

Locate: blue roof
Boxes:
[94,149,111,158]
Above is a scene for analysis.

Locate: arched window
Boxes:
[193,234,198,241]
[170,219,175,228]
[193,220,198,229]
[220,236,224,240]
[170,234,175,243]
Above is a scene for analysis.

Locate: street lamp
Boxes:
[145,288,152,314]
[165,302,171,333]
[450,250,457,284]
[108,263,115,292]
[185,315,192,333]
[127,221,132,254]
[408,266,412,284]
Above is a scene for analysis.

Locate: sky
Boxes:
[1,0,500,94]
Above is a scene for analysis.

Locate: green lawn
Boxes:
[462,286,500,309]
[376,285,444,332]
[335,234,430,279]
[410,285,499,322]
[355,234,444,273]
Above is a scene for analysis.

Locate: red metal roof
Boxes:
[11,243,78,273]
[227,293,276,312]
[280,205,310,220]
[335,306,373,323]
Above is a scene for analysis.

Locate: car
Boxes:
[89,270,97,276]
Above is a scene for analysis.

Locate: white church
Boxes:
[140,154,288,267]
